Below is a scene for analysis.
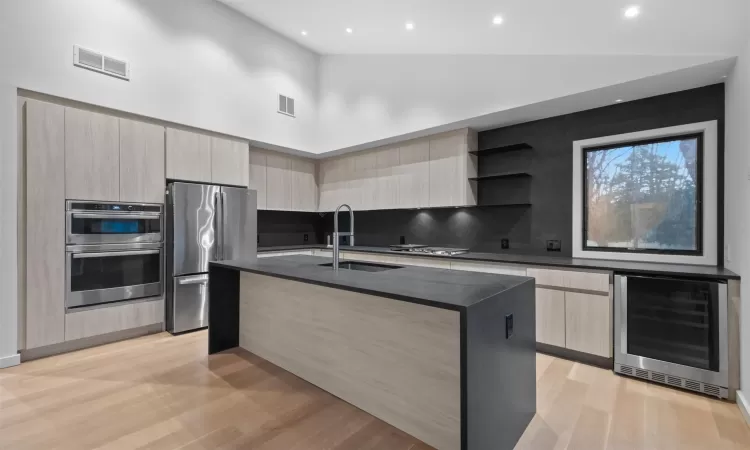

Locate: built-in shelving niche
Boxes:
[471,142,533,207]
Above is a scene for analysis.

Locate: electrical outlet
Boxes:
[400,236,406,245]
[501,239,509,249]
[304,234,309,242]
[505,314,514,339]
[546,240,561,252]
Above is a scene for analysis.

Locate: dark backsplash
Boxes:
[257,210,324,247]
[259,84,725,257]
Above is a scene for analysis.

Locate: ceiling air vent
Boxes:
[74,45,130,81]
[278,94,295,117]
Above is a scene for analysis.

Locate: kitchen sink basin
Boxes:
[319,261,404,272]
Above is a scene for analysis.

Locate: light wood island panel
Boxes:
[238,272,461,450]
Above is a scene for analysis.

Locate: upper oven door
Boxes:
[67,210,162,245]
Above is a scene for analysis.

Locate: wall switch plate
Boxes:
[505,314,514,339]
[304,234,309,242]
[546,240,561,252]
[501,239,509,249]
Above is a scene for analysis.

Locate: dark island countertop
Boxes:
[211,255,534,311]
[258,245,740,280]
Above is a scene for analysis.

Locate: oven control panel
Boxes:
[68,202,162,213]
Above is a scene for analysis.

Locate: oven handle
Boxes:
[71,213,161,221]
[72,249,160,259]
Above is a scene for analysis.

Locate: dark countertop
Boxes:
[257,244,740,280]
[211,255,534,311]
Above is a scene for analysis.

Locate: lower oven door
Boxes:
[66,243,163,309]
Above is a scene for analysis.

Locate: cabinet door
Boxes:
[65,107,120,201]
[119,119,165,204]
[249,148,267,210]
[266,152,292,210]
[398,140,430,208]
[536,288,566,347]
[291,157,317,212]
[165,128,211,182]
[25,99,66,349]
[356,151,377,210]
[565,292,612,357]
[450,261,526,276]
[211,137,249,187]
[375,146,400,210]
[429,132,466,207]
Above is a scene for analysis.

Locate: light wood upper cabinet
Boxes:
[356,151,377,210]
[291,157,318,212]
[398,140,430,209]
[565,292,612,358]
[65,107,120,201]
[249,148,267,210]
[375,146,400,210]
[428,130,477,208]
[119,119,165,204]
[166,127,211,182]
[536,288,566,348]
[211,136,249,187]
[266,152,292,210]
[24,99,66,349]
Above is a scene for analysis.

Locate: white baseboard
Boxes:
[737,391,750,427]
[0,353,20,369]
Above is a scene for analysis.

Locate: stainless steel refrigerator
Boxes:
[166,182,257,334]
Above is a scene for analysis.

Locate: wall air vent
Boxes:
[74,45,130,81]
[278,94,295,117]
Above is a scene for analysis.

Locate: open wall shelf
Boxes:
[470,143,532,156]
[470,171,531,181]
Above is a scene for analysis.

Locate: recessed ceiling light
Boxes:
[492,15,503,25]
[346,27,353,34]
[624,6,640,18]
[615,99,624,103]
[301,30,307,36]
[405,22,415,31]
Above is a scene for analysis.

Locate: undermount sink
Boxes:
[319,261,404,272]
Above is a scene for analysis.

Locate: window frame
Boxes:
[571,121,718,266]
[581,132,705,256]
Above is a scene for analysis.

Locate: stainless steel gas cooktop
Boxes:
[390,245,469,256]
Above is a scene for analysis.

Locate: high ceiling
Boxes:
[217,0,748,55]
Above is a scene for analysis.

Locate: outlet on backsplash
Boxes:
[304,234,308,242]
[546,240,561,252]
[501,239,509,249]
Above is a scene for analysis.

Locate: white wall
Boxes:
[0,0,319,364]
[724,14,750,417]
[318,54,726,151]
[0,0,319,151]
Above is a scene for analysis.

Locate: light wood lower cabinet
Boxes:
[450,260,526,276]
[24,99,67,349]
[65,299,164,342]
[535,288,566,348]
[257,250,313,258]
[565,292,612,357]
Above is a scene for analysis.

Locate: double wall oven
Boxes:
[65,201,164,309]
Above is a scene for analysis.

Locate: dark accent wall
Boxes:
[477,83,724,257]
[262,84,726,257]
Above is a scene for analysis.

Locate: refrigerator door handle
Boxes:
[221,191,228,261]
[214,191,222,261]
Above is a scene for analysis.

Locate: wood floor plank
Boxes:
[1,331,749,450]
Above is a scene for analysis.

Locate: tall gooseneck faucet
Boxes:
[332,204,354,270]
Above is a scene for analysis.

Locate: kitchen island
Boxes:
[208,255,536,450]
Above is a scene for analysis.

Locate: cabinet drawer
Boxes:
[341,251,385,263]
[536,288,566,347]
[312,249,333,257]
[258,250,313,258]
[389,255,451,269]
[527,267,609,293]
[450,260,526,276]
[65,299,164,341]
[564,292,612,357]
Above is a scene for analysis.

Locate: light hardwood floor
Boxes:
[1,331,748,450]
